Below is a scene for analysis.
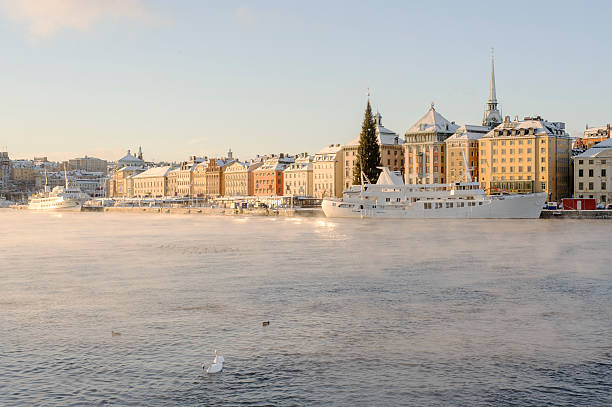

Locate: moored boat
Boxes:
[322,167,546,219]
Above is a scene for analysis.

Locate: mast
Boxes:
[64,163,68,189]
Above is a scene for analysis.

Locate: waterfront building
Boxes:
[205,158,234,197]
[177,156,205,197]
[68,156,108,174]
[445,125,489,184]
[117,150,144,169]
[193,161,208,197]
[253,154,294,196]
[313,144,344,198]
[224,160,262,196]
[166,168,180,197]
[132,166,171,198]
[478,115,572,201]
[108,166,144,198]
[403,103,459,184]
[343,112,403,189]
[482,52,502,129]
[284,153,313,197]
[573,138,612,204]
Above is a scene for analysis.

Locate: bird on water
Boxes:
[203,350,224,374]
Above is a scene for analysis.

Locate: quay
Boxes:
[81,205,324,217]
[540,209,612,219]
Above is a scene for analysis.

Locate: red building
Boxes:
[253,154,294,196]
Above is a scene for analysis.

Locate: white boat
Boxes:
[322,167,546,219]
[27,167,90,210]
[28,185,91,210]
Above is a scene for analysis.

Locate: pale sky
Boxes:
[1,0,611,162]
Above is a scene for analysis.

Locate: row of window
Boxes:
[577,182,607,191]
[578,169,606,177]
[423,201,482,209]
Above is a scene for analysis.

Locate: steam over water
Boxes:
[1,210,610,406]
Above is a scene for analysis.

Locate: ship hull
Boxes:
[27,198,82,211]
[322,192,547,219]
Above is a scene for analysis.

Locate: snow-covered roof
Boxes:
[484,117,569,139]
[575,138,612,158]
[345,112,402,147]
[132,166,172,178]
[116,165,144,172]
[284,161,313,172]
[406,104,459,134]
[446,124,490,141]
[316,144,342,155]
[118,151,143,164]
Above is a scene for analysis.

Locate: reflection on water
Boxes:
[0,210,611,406]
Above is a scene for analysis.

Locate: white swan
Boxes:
[203,350,224,374]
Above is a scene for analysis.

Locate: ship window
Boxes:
[479,202,483,205]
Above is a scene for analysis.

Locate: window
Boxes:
[541,167,546,172]
[589,169,594,177]
[589,160,594,165]
[602,169,607,177]
[589,182,594,190]
[578,160,583,165]
[481,150,485,155]
[602,182,607,190]
[579,169,583,177]
[541,182,546,190]
[578,182,583,190]
[541,148,545,153]
[602,160,606,164]
[527,148,532,154]
[541,157,546,163]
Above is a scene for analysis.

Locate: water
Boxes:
[1,210,610,406]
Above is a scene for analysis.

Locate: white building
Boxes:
[573,138,612,204]
[284,153,313,197]
[313,144,344,198]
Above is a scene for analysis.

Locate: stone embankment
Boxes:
[540,209,612,219]
[82,206,324,217]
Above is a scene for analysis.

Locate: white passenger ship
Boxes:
[28,170,90,210]
[322,168,546,219]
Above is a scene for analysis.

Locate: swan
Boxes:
[203,350,224,374]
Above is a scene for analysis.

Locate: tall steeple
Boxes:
[482,48,502,128]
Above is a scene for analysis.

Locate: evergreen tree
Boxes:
[353,100,381,185]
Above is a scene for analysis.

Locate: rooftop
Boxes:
[406,103,459,135]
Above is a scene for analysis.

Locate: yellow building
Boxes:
[478,116,572,201]
[108,166,144,198]
[284,154,313,197]
[132,166,171,198]
[313,144,344,198]
[343,112,403,189]
[224,161,251,196]
[445,125,489,184]
[193,161,208,197]
[166,168,179,197]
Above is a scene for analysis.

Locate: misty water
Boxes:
[1,210,610,406]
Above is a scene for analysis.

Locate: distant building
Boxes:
[478,116,572,201]
[253,154,294,196]
[117,150,144,169]
[166,168,180,197]
[284,153,313,197]
[224,160,262,196]
[344,111,403,189]
[403,103,459,184]
[177,156,205,197]
[68,156,108,174]
[205,158,233,197]
[574,124,611,151]
[573,138,612,204]
[108,166,144,198]
[313,144,344,198]
[445,125,489,184]
[193,161,208,197]
[132,166,172,197]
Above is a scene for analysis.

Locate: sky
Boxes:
[1,0,611,162]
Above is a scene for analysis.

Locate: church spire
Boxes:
[489,48,497,105]
[482,48,502,128]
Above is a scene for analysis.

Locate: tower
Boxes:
[482,49,502,128]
